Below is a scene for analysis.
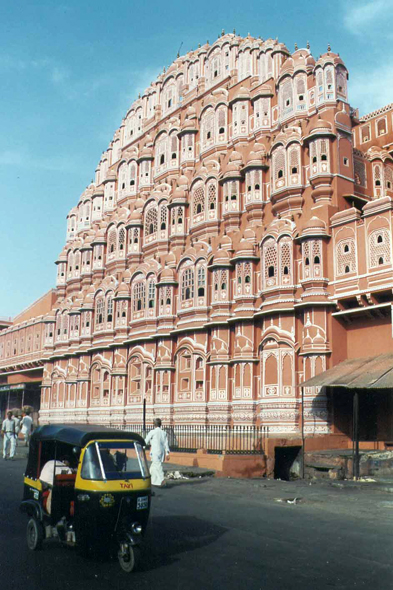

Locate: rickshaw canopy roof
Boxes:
[30,424,145,448]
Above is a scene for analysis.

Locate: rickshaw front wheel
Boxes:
[26,517,44,551]
[118,544,140,573]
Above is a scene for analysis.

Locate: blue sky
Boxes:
[1,0,392,318]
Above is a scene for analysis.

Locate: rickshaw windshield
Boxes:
[81,441,149,480]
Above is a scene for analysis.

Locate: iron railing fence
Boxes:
[118,424,269,455]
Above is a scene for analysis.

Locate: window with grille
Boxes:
[197,266,206,297]
[96,297,104,325]
[193,185,205,219]
[369,229,391,268]
[145,207,158,236]
[160,205,167,231]
[148,279,156,308]
[106,296,113,322]
[336,238,356,276]
[133,281,146,312]
[182,268,194,300]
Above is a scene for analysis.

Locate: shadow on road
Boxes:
[138,515,228,571]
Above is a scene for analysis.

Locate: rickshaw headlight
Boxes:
[131,523,142,535]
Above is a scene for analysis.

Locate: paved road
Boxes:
[1,454,393,590]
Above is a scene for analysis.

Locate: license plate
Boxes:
[137,496,148,510]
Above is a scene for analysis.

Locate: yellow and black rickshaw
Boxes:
[20,424,151,572]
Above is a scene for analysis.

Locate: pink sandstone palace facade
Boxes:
[1,33,393,445]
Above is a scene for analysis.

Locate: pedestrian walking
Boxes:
[13,412,21,446]
[20,410,33,447]
[145,418,170,487]
[1,410,17,460]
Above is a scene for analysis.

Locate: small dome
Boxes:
[160,266,176,281]
[169,186,187,204]
[128,209,142,222]
[213,248,231,264]
[301,216,328,238]
[116,281,129,297]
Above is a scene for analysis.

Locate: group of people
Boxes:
[1,409,33,460]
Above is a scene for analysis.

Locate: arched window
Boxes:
[106,295,113,322]
[181,267,194,301]
[145,206,158,237]
[95,295,104,327]
[197,265,206,297]
[132,279,146,314]
[148,278,156,309]
[118,227,125,252]
[192,184,205,222]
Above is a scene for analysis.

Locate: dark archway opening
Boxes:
[274,446,302,480]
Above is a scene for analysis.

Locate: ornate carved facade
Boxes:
[2,33,393,439]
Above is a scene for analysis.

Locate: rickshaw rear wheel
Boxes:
[118,545,140,573]
[26,517,44,551]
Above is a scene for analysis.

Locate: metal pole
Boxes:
[142,398,146,438]
[353,391,359,480]
[301,387,305,479]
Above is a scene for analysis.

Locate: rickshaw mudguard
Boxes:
[20,499,45,521]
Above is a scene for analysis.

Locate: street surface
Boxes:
[1,453,392,590]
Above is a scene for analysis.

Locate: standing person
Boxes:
[20,410,33,447]
[1,411,17,460]
[13,412,21,446]
[145,418,170,487]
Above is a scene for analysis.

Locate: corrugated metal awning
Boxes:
[300,352,393,389]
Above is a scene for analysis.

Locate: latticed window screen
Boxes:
[96,297,104,325]
[129,163,137,186]
[203,111,214,144]
[320,139,328,160]
[197,267,206,291]
[108,229,116,253]
[106,297,113,321]
[281,79,293,112]
[145,207,158,235]
[374,165,382,186]
[280,241,292,280]
[264,240,278,285]
[244,262,252,284]
[296,77,306,95]
[118,228,125,251]
[207,182,217,210]
[354,159,367,187]
[148,279,156,307]
[369,229,391,267]
[193,185,205,216]
[160,205,167,230]
[217,108,226,130]
[170,135,178,158]
[133,282,146,311]
[182,268,194,300]
[312,241,322,263]
[274,149,286,181]
[289,147,300,173]
[336,239,356,275]
[221,270,228,290]
[386,166,393,189]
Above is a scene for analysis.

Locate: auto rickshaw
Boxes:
[20,424,151,572]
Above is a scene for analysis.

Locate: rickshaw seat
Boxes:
[54,473,76,487]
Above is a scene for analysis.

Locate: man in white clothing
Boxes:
[1,411,17,460]
[40,458,74,514]
[20,411,33,447]
[145,418,170,487]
